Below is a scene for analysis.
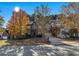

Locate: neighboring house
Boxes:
[0,28,9,39]
[2,30,8,39]
[49,15,71,38]
[49,15,79,38]
[30,21,38,37]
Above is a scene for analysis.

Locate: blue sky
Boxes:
[0,2,68,28]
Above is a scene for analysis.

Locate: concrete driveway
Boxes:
[0,44,79,56]
[0,36,79,56]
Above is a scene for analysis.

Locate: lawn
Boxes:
[0,40,9,46]
[0,38,50,46]
[61,38,79,46]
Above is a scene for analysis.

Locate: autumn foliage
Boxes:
[51,26,60,37]
[7,9,30,38]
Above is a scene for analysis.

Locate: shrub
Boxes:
[51,26,60,37]
[69,28,78,38]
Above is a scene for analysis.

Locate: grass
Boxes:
[7,38,50,45]
[61,38,79,46]
[0,40,9,46]
[0,38,50,46]
[64,38,79,41]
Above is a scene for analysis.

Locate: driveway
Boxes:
[0,36,79,56]
[0,44,79,56]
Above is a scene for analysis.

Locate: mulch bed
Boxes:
[63,38,79,43]
[6,38,50,46]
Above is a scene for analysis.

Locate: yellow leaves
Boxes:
[59,14,79,32]
[51,27,60,35]
[0,28,4,33]
[7,9,30,36]
[0,40,9,46]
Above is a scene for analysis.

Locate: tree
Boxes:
[0,16,4,27]
[33,4,52,35]
[60,2,79,37]
[0,16,5,34]
[7,9,30,39]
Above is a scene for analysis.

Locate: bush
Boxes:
[60,31,70,38]
[14,33,30,39]
[69,28,78,38]
[15,35,26,39]
[51,26,60,37]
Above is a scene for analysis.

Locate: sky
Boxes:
[0,2,69,28]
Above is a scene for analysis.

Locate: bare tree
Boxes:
[33,4,52,36]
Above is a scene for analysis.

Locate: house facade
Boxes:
[49,14,79,38]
